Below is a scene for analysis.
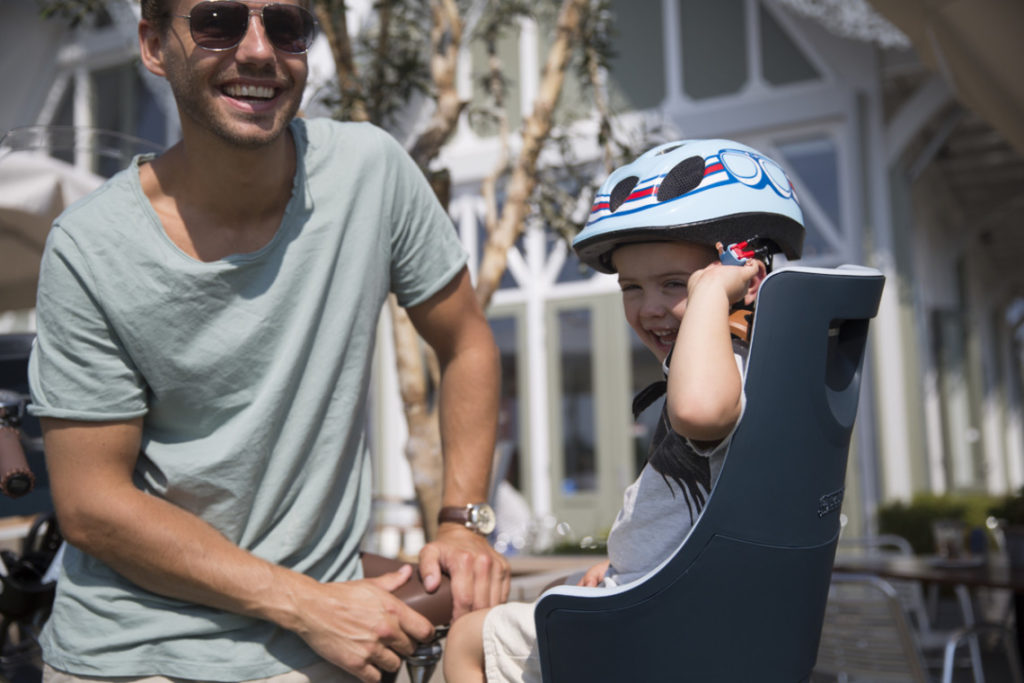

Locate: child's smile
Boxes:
[612,241,718,362]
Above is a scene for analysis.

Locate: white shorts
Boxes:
[43,660,349,683]
[481,601,542,683]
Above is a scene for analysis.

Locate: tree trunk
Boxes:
[385,0,465,541]
[317,0,586,542]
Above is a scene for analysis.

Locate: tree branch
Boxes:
[314,0,369,122]
[409,0,467,168]
[475,0,588,308]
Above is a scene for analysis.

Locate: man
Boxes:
[28,0,509,680]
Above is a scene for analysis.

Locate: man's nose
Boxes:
[234,11,275,60]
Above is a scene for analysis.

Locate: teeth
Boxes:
[652,330,677,344]
[225,84,275,99]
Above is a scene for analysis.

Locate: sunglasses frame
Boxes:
[173,1,318,55]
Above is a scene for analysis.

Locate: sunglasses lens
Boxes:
[264,4,316,53]
[189,2,249,50]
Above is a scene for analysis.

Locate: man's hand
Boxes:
[291,565,436,683]
[418,524,510,621]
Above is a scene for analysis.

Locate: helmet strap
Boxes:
[728,307,753,343]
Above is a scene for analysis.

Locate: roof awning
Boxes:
[867,0,1024,156]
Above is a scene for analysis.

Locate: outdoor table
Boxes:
[832,553,1024,658]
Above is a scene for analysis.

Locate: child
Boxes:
[444,139,805,683]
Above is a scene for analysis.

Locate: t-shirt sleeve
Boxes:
[380,132,468,308]
[28,226,148,421]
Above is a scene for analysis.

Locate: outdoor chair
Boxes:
[533,265,885,682]
[837,534,985,680]
[814,573,1023,683]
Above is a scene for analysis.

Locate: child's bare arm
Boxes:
[666,259,764,442]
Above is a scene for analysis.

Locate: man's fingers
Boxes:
[366,564,414,593]
[417,544,442,592]
[492,554,510,605]
[371,644,404,675]
[396,602,436,645]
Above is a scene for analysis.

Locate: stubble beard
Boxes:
[166,59,303,151]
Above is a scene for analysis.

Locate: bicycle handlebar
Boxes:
[0,390,36,498]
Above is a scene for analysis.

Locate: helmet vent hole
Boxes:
[656,156,705,202]
[609,176,639,212]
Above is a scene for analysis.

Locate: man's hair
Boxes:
[141,0,171,33]
[140,0,315,34]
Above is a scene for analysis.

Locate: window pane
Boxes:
[630,323,663,477]
[778,137,841,259]
[760,4,819,86]
[559,308,596,494]
[93,63,167,175]
[680,0,747,99]
[490,316,522,490]
[469,23,522,138]
[607,0,666,110]
[536,7,587,126]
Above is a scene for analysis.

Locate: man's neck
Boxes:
[140,122,298,262]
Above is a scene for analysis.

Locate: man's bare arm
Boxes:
[405,267,510,619]
[43,417,433,682]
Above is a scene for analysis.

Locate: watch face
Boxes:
[470,503,496,535]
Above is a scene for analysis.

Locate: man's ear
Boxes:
[139,19,169,79]
[742,259,769,306]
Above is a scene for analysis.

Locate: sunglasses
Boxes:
[174,2,318,54]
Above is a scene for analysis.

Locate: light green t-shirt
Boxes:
[28,118,467,680]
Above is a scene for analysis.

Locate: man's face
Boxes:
[158,0,310,149]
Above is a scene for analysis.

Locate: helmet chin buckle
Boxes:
[718,237,774,268]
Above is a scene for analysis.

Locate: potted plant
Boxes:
[988,486,1024,567]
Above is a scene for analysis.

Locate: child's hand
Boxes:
[683,258,763,313]
[577,559,611,587]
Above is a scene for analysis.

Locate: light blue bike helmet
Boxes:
[573,139,805,273]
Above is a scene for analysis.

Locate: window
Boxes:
[630,322,663,477]
[558,308,597,494]
[607,0,666,111]
[777,136,843,260]
[679,0,747,99]
[468,21,523,138]
[46,60,168,175]
[760,3,819,86]
[93,63,168,173]
[490,315,524,491]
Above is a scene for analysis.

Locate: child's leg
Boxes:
[443,608,489,683]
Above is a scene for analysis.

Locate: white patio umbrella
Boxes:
[0,126,163,312]
[0,151,103,311]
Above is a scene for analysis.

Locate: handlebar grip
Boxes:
[0,427,35,498]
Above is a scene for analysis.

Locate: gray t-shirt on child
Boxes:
[604,341,748,587]
[28,118,467,680]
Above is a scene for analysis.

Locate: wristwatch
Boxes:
[438,503,496,536]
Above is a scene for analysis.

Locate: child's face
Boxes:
[612,241,717,362]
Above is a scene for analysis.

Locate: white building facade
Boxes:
[2,0,1022,551]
